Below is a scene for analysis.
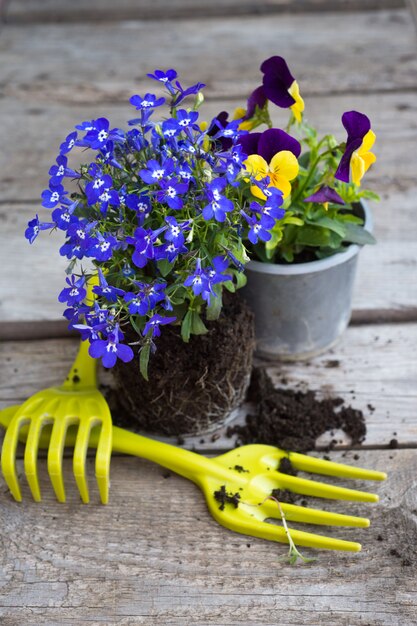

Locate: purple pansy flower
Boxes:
[304,186,345,206]
[238,128,301,162]
[334,111,376,185]
[261,56,296,108]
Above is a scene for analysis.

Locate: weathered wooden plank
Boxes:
[1,89,415,202]
[1,324,417,449]
[0,10,416,103]
[3,0,407,24]
[0,450,415,625]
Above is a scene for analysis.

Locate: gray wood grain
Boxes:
[0,450,415,625]
[1,326,417,450]
[3,0,407,23]
[1,11,416,102]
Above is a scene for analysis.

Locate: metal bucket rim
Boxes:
[246,200,372,276]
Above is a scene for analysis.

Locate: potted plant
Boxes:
[230,56,378,359]
[25,58,377,435]
[25,69,264,436]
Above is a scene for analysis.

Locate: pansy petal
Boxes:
[244,154,269,179]
[257,128,301,162]
[250,185,267,201]
[361,151,377,172]
[238,132,262,157]
[350,154,366,186]
[288,81,305,122]
[269,150,299,181]
[342,111,371,142]
[358,129,376,155]
[261,56,296,108]
[269,174,292,199]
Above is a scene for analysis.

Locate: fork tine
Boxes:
[271,472,380,502]
[286,452,387,481]
[73,419,93,504]
[1,415,30,502]
[219,510,362,551]
[94,417,112,505]
[254,499,370,527]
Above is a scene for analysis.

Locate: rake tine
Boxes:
[24,417,49,502]
[271,472,380,502]
[286,452,387,482]
[251,499,370,527]
[1,415,30,502]
[47,410,78,503]
[94,417,112,505]
[73,419,94,504]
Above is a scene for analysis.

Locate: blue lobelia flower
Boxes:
[156,178,189,210]
[88,232,118,262]
[202,179,234,222]
[52,200,79,231]
[139,158,175,185]
[48,155,79,186]
[143,313,177,338]
[161,119,181,140]
[59,131,77,155]
[83,118,124,151]
[241,210,272,244]
[127,226,165,268]
[147,69,178,93]
[89,325,134,368]
[124,290,149,315]
[129,93,166,110]
[164,216,191,246]
[58,275,87,306]
[41,183,70,209]
[176,109,199,130]
[155,240,188,263]
[126,193,151,226]
[184,258,209,296]
[24,214,55,244]
[172,80,206,107]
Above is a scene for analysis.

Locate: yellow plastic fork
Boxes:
[0,404,386,552]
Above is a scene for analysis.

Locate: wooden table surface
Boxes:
[1,1,417,624]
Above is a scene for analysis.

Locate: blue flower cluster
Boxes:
[26,68,285,374]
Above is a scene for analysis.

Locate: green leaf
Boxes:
[233,270,247,290]
[206,286,222,321]
[139,343,151,381]
[181,310,192,343]
[156,259,173,277]
[130,315,143,336]
[191,311,208,335]
[343,224,377,245]
[310,216,346,239]
[295,226,330,247]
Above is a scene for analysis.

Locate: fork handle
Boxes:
[111,426,233,484]
[60,340,98,391]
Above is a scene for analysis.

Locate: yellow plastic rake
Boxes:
[0,384,386,552]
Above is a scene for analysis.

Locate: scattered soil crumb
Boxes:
[232,464,249,473]
[211,433,220,442]
[367,403,375,413]
[278,457,298,476]
[213,485,241,511]
[271,488,300,506]
[377,534,384,541]
[388,439,398,449]
[162,471,171,479]
[325,359,340,368]
[227,368,367,452]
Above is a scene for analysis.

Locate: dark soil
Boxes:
[213,485,241,511]
[227,367,366,452]
[112,292,255,436]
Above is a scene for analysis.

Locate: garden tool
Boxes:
[0,402,386,552]
[0,277,113,504]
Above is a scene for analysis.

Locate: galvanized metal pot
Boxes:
[241,201,372,360]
